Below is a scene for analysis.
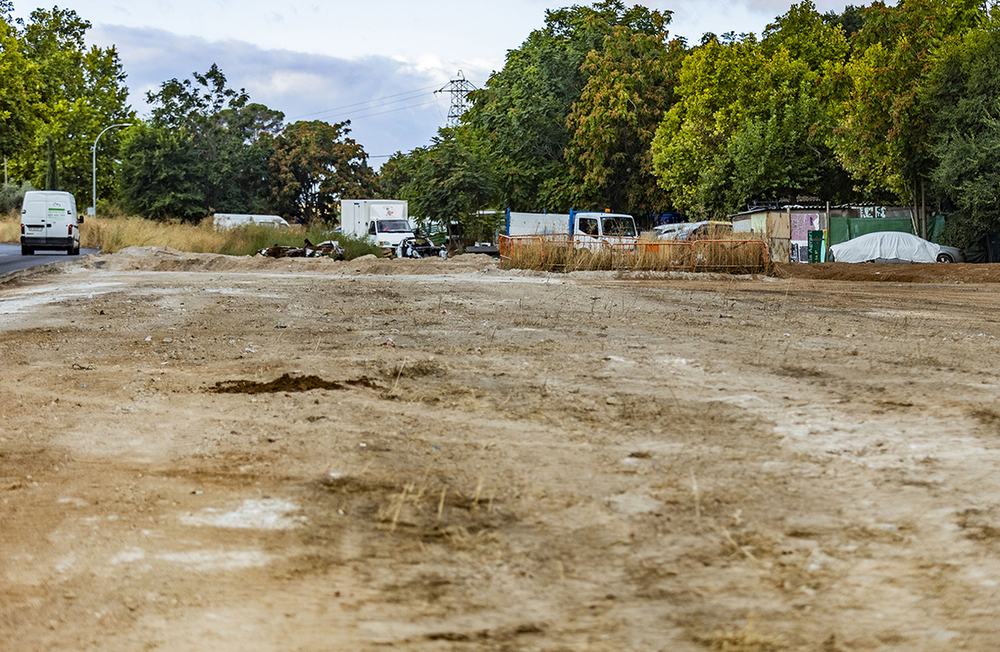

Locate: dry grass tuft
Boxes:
[698,620,786,651]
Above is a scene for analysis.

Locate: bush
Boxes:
[0,181,36,213]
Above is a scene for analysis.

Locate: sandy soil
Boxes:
[3,248,1000,651]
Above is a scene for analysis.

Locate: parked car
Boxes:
[654,220,732,241]
[395,236,448,259]
[829,231,964,263]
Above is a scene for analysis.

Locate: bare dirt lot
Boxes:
[3,248,1000,651]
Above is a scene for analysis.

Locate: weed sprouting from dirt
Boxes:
[315,468,510,551]
[697,619,786,651]
[378,359,448,380]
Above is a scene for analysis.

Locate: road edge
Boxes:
[0,253,98,287]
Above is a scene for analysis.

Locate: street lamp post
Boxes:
[91,123,132,216]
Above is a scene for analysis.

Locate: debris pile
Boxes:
[257,239,345,259]
[395,236,448,259]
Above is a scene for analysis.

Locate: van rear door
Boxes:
[21,197,49,240]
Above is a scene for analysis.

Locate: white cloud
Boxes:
[89,25,460,159]
[64,0,866,161]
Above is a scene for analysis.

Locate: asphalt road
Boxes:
[0,243,99,277]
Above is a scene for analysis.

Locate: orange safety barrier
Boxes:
[499,235,769,273]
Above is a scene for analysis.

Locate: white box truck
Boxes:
[20,190,82,256]
[340,199,415,250]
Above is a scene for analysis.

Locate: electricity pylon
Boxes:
[435,71,476,127]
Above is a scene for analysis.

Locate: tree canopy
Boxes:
[5,6,134,205]
[266,120,378,224]
[650,1,852,217]
[461,1,670,213]
[925,10,1000,247]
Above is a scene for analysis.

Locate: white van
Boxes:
[20,191,82,256]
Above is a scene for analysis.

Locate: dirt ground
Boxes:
[3,248,1000,651]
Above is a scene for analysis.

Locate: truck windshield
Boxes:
[377,219,412,233]
[602,216,637,237]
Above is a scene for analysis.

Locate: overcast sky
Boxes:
[12,0,862,163]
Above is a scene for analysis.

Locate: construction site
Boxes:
[3,248,1000,651]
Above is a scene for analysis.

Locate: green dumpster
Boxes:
[807,230,825,263]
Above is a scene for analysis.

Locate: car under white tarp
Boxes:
[829,231,941,263]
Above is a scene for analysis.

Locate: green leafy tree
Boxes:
[651,1,850,216]
[148,65,283,214]
[926,12,1000,247]
[117,122,204,221]
[266,120,377,224]
[8,7,134,204]
[120,65,283,220]
[830,0,982,204]
[44,133,59,190]
[564,10,685,218]
[0,12,37,161]
[823,4,866,40]
[463,1,667,212]
[390,130,497,242]
[376,154,408,199]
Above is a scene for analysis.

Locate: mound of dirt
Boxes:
[86,247,501,276]
[777,261,1000,283]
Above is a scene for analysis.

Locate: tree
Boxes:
[823,4,866,40]
[147,64,282,214]
[925,12,1000,247]
[8,7,134,204]
[44,134,59,190]
[117,122,205,221]
[651,2,851,216]
[564,10,685,218]
[0,13,37,161]
[120,65,284,220]
[830,0,982,206]
[389,130,497,242]
[463,1,668,212]
[266,120,377,224]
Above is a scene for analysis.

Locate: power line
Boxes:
[291,83,441,120]
[345,97,443,122]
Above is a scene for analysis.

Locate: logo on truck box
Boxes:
[370,205,398,219]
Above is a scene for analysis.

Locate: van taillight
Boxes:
[68,224,73,235]
[21,224,25,235]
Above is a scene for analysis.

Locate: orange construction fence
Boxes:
[498,235,770,273]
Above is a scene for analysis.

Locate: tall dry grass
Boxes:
[503,238,615,272]
[0,209,383,258]
[501,231,772,274]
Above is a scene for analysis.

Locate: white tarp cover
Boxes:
[829,231,940,263]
